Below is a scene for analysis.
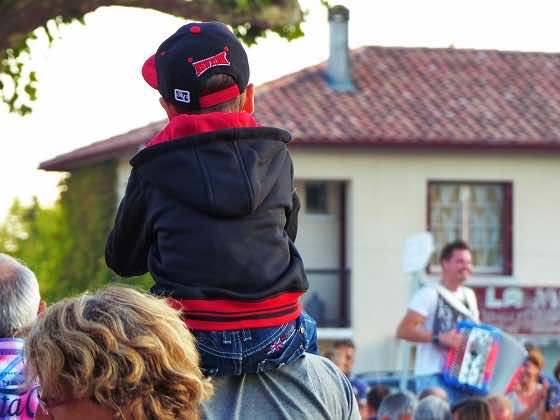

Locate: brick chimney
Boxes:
[326,5,353,91]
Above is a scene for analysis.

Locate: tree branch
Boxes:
[0,0,304,114]
[0,0,303,53]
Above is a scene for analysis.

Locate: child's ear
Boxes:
[242,84,255,113]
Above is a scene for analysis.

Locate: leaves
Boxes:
[0,198,72,300]
[0,0,307,115]
[0,162,133,302]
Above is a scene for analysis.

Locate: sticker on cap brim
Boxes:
[174,89,190,103]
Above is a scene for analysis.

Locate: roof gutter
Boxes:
[289,138,560,152]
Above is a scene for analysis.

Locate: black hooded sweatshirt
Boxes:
[105,112,308,330]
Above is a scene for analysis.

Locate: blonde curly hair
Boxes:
[25,285,212,419]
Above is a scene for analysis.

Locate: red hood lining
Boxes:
[146,112,260,147]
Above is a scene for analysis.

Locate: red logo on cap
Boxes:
[192,51,230,77]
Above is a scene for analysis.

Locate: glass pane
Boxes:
[305,182,329,214]
[429,183,505,273]
[302,270,349,328]
[468,185,503,271]
[429,184,462,267]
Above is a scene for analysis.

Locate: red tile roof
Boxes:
[39,121,164,171]
[41,46,560,171]
[256,46,560,147]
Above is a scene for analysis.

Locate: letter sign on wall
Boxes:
[473,287,560,335]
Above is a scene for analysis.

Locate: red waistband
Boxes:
[168,291,304,331]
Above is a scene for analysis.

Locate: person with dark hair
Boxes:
[451,398,495,420]
[324,346,346,370]
[105,21,317,378]
[333,340,357,376]
[332,339,369,416]
[396,240,479,404]
[366,385,390,419]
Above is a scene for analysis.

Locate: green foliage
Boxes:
[232,20,304,46]
[1,0,307,115]
[0,161,152,302]
[227,0,305,45]
[56,161,118,297]
[0,197,72,301]
[1,18,74,115]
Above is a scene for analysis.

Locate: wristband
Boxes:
[432,334,440,345]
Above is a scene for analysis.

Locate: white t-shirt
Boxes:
[408,285,478,376]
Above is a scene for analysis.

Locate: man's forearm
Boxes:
[396,325,433,343]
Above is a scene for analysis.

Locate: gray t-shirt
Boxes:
[201,354,360,420]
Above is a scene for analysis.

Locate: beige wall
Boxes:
[290,147,560,373]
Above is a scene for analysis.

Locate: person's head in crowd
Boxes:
[378,391,418,420]
[524,341,538,353]
[418,387,448,402]
[518,348,545,388]
[366,385,390,419]
[26,286,212,420]
[333,339,356,376]
[451,398,495,420]
[0,254,43,420]
[0,253,42,337]
[439,240,472,287]
[486,396,513,420]
[414,395,451,420]
[324,346,345,372]
[326,343,367,416]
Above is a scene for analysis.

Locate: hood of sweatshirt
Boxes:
[130,112,293,218]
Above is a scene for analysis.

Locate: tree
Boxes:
[0,186,152,302]
[0,197,72,301]
[0,0,306,115]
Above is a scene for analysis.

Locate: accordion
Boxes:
[443,321,501,394]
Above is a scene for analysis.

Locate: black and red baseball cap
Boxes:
[142,22,250,111]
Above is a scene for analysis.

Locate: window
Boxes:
[295,180,350,328]
[428,181,512,274]
[305,182,329,214]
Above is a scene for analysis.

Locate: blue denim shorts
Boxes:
[192,312,318,376]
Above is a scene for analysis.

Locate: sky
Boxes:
[2,0,560,220]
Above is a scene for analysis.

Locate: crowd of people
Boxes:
[3,249,560,419]
[323,338,560,420]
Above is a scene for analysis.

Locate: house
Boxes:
[40,6,560,374]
